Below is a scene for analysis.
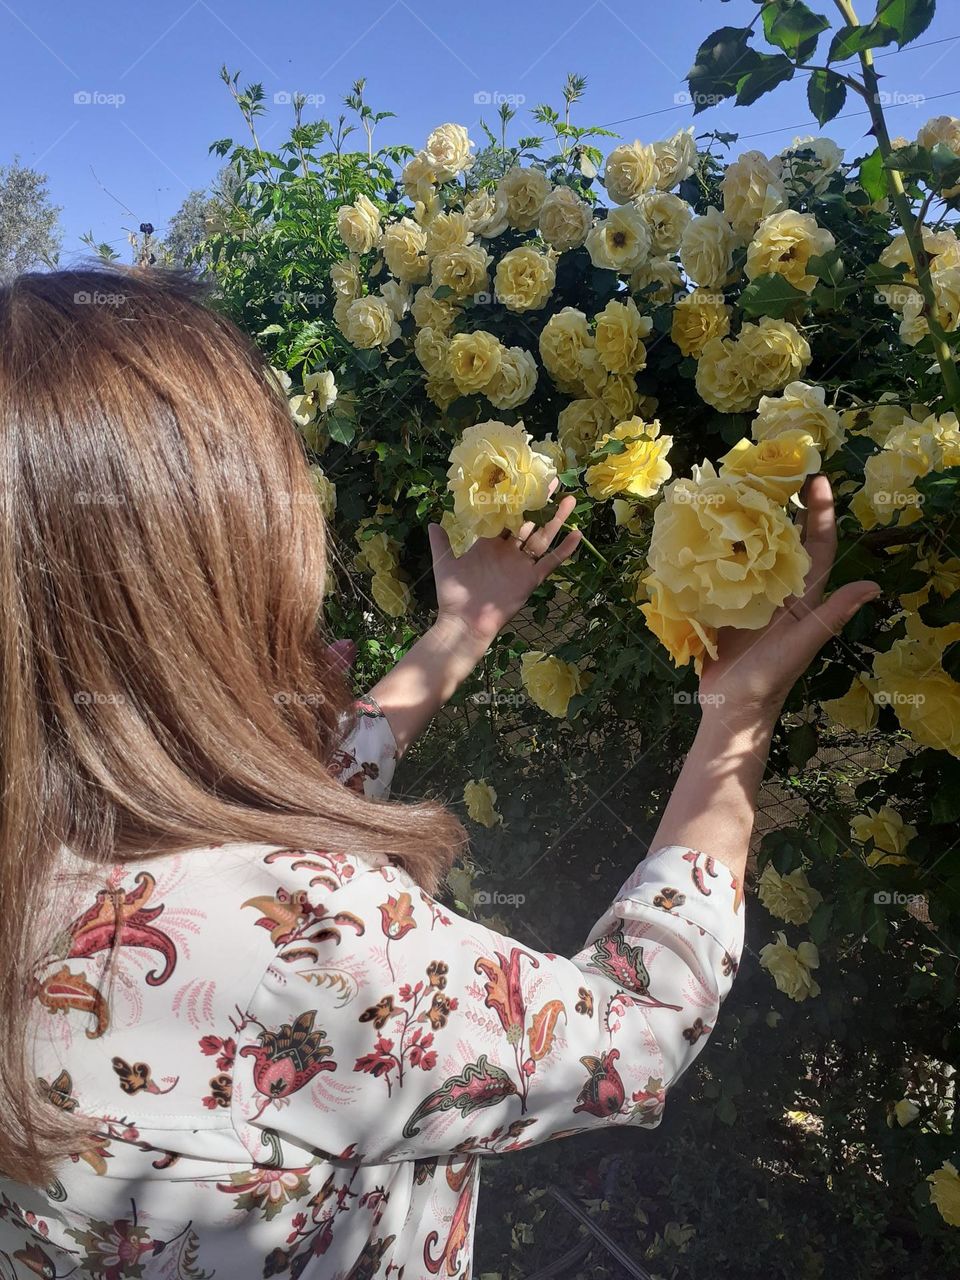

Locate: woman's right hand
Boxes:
[697,474,880,727]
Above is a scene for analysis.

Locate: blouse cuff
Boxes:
[331,695,398,800]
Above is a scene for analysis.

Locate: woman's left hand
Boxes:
[429,486,582,652]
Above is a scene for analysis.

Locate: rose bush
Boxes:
[196,6,960,1269]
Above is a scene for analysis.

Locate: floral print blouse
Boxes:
[1,699,744,1280]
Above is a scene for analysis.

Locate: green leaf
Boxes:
[931,758,960,822]
[915,465,960,515]
[736,53,795,106]
[827,22,896,61]
[761,1,830,62]
[876,0,936,48]
[919,589,960,628]
[807,68,847,125]
[941,640,960,683]
[715,1096,738,1125]
[858,147,887,203]
[787,722,818,768]
[739,273,808,319]
[327,413,356,446]
[687,26,761,113]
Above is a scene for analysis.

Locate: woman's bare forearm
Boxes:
[649,706,778,888]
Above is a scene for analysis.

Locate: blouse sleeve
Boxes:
[231,844,744,1166]
[330,696,397,799]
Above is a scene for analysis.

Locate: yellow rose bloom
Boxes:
[447,331,503,394]
[401,150,438,202]
[309,466,337,519]
[873,621,960,757]
[631,256,684,304]
[892,1099,920,1127]
[639,575,718,670]
[718,430,821,504]
[440,509,478,558]
[585,418,673,500]
[538,185,592,250]
[486,346,538,410]
[494,245,557,313]
[425,372,460,411]
[382,217,429,283]
[464,187,510,239]
[757,865,823,926]
[927,1161,960,1228]
[343,296,400,349]
[638,191,693,256]
[752,380,844,458]
[585,206,652,273]
[425,123,474,180]
[600,373,641,422]
[671,289,732,358]
[759,933,821,1001]
[414,325,449,377]
[605,140,659,204]
[371,570,411,617]
[851,804,917,864]
[821,673,879,733]
[557,398,614,465]
[779,135,844,195]
[539,307,595,394]
[336,193,382,255]
[652,127,697,190]
[330,259,361,302]
[498,165,552,231]
[696,335,761,413]
[739,317,812,397]
[289,369,338,425]
[520,651,585,718]
[424,210,474,258]
[412,285,459,332]
[721,149,788,244]
[746,209,836,294]
[430,244,491,299]
[355,524,399,575]
[594,297,653,375]
[646,462,811,630]
[447,420,556,537]
[463,779,501,827]
[917,116,960,197]
[532,434,566,474]
[679,206,738,289]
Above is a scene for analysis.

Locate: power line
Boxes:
[600,32,960,130]
[737,86,960,142]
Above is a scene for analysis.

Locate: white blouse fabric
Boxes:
[0,699,744,1279]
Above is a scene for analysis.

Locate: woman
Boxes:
[0,268,877,1279]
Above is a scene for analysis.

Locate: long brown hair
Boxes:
[0,266,463,1186]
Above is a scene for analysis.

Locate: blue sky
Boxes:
[3,0,960,259]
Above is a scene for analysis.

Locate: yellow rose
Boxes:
[412,285,459,332]
[380,279,411,322]
[425,372,460,411]
[520,651,585,718]
[671,289,732,357]
[463,779,500,827]
[759,932,821,1001]
[821,674,879,733]
[289,369,338,425]
[752,380,844,458]
[652,127,697,190]
[557,398,614,464]
[382,217,429,283]
[637,191,693,255]
[486,346,538,410]
[721,149,788,243]
[646,462,811,629]
[679,206,737,289]
[430,244,491,299]
[330,258,361,301]
[757,865,822,926]
[780,135,844,196]
[532,434,566,474]
[585,417,673,500]
[594,297,652,375]
[695,335,760,413]
[614,500,646,535]
[464,187,510,239]
[440,509,478,558]
[605,140,658,204]
[639,576,718,670]
[447,420,556,537]
[746,209,837,294]
[718,430,821,504]
[872,621,960,757]
[498,165,552,231]
[917,116,960,197]
[309,466,337,519]
[630,256,683,304]
[355,523,399,574]
[495,245,557,313]
[448,331,503,394]
[539,307,595,393]
[586,206,652,273]
[855,411,960,527]
[414,325,449,376]
[851,804,917,862]
[898,265,960,346]
[927,1161,960,1228]
[600,373,640,422]
[336,193,381,255]
[738,317,812,396]
[891,1099,919,1127]
[425,123,474,180]
[425,210,474,257]
[371,570,411,617]
[538,185,592,251]
[401,150,437,201]
[343,296,399,349]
